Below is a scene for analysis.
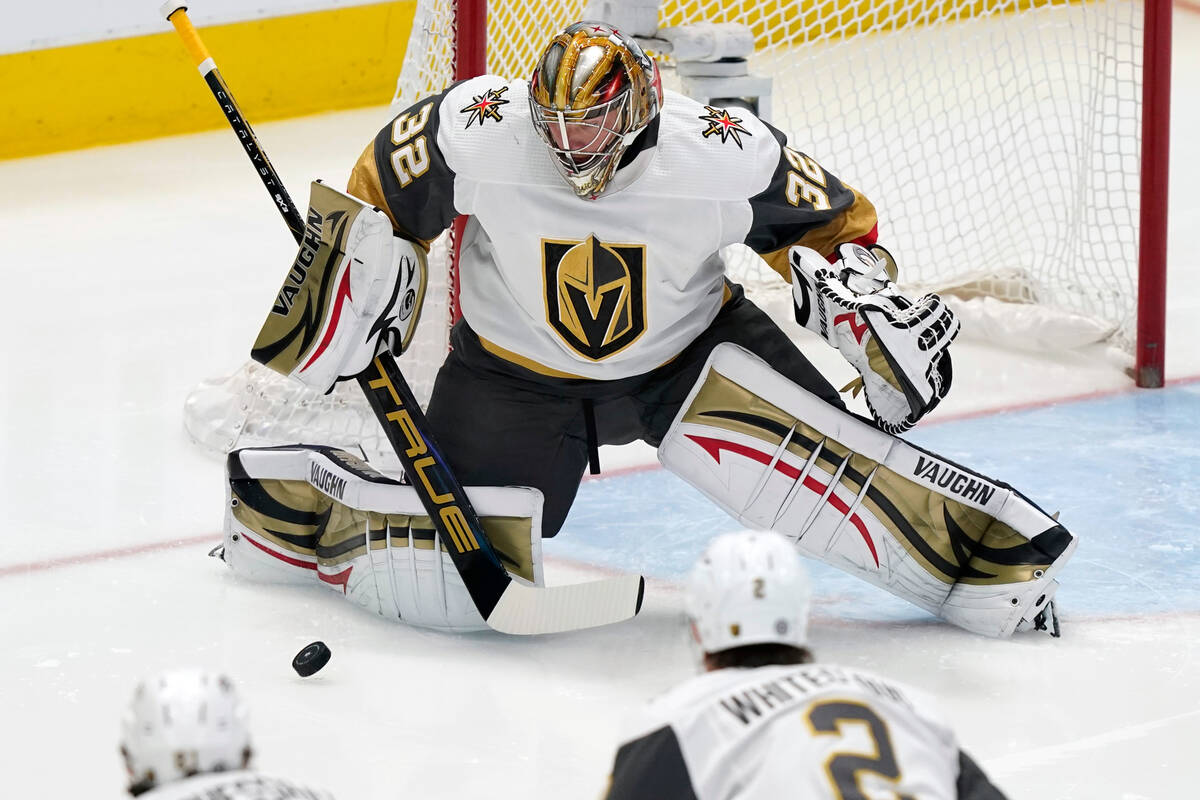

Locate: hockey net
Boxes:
[184,0,1151,462]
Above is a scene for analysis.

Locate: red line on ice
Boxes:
[0,534,215,578]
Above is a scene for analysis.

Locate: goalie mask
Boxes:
[529,21,663,199]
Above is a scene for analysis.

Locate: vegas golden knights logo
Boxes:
[542,235,647,360]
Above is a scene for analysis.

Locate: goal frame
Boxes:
[442,0,1171,387]
[1137,0,1171,388]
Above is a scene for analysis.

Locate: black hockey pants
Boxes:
[424,284,844,538]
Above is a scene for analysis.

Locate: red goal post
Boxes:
[402,0,1169,379]
[183,0,1170,463]
[1137,0,1170,388]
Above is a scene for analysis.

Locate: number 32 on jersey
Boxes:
[390,102,433,187]
[784,147,831,211]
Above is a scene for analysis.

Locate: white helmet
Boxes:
[686,531,813,654]
[119,669,252,793]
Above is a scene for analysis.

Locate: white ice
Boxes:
[3,10,1200,799]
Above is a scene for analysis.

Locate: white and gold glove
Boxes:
[790,243,959,433]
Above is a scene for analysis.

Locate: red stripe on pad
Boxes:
[242,532,317,570]
[300,259,355,373]
[318,566,353,594]
[684,434,879,567]
[242,531,351,594]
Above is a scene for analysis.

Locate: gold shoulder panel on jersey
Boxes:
[759,187,878,282]
[346,141,400,231]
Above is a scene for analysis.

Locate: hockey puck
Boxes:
[292,641,331,677]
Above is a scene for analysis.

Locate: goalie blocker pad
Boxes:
[224,445,544,633]
[251,180,428,394]
[658,343,1076,638]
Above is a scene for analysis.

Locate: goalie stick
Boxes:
[161,2,645,634]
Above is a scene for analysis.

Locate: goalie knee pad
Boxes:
[658,342,1076,638]
[250,181,428,394]
[224,445,544,633]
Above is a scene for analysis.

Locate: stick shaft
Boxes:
[164,6,511,618]
[357,359,510,616]
[164,6,305,243]
[162,7,643,630]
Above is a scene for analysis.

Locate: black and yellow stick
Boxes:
[162,4,305,243]
[161,3,644,634]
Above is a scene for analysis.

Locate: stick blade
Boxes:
[485,574,646,635]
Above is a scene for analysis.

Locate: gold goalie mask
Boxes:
[529,21,663,199]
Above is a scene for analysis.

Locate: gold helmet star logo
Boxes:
[459,86,510,128]
[699,106,753,149]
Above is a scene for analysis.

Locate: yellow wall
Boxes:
[2,0,1071,160]
[1,1,417,160]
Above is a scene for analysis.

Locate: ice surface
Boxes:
[3,10,1200,799]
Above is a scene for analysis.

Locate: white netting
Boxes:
[391,0,1142,349]
[185,0,1143,460]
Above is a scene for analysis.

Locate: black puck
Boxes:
[292,641,331,677]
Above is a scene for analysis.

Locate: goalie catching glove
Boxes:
[791,243,959,433]
[250,181,428,393]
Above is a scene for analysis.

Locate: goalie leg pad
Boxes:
[224,445,544,633]
[657,342,1076,638]
[251,181,428,394]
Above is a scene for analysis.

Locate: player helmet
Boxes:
[528,21,663,199]
[686,531,813,654]
[119,669,252,794]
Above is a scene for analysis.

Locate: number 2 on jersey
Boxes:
[806,700,915,800]
[390,102,433,187]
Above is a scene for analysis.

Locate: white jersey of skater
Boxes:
[609,662,967,800]
[135,770,334,799]
[352,75,873,379]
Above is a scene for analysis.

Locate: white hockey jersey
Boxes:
[604,663,1007,800]
[136,770,335,799]
[349,76,877,380]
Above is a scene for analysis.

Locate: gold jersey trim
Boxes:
[760,187,879,283]
[478,336,592,379]
[347,143,403,236]
[478,283,732,380]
